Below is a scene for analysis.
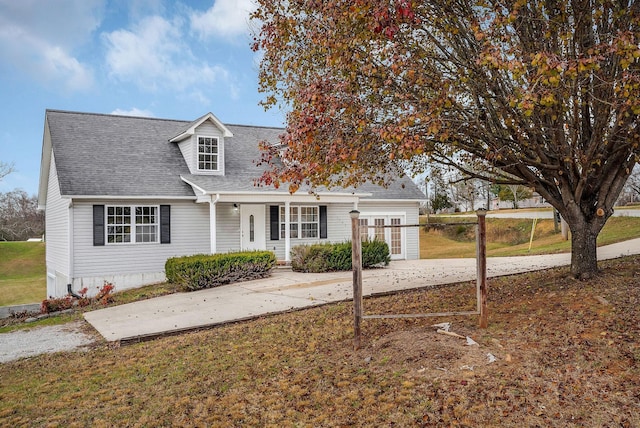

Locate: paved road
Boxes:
[485,208,640,219]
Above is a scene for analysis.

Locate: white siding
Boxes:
[177,139,194,173]
[58,197,418,297]
[70,200,210,294]
[44,154,70,297]
[196,122,223,137]
[216,202,241,253]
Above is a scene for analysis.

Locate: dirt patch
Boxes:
[0,321,99,363]
[367,327,497,377]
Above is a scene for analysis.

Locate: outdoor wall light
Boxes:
[233,203,239,212]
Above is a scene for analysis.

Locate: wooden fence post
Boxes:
[476,208,488,328]
[350,210,363,349]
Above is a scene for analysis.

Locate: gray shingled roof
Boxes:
[47,110,195,197]
[46,110,425,200]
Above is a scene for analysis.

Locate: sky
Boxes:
[0,0,286,196]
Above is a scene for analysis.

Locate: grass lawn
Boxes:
[420,216,640,259]
[1,256,639,426]
[0,242,45,306]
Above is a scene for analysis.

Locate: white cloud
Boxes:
[104,16,183,90]
[42,47,94,92]
[0,0,103,91]
[110,108,155,117]
[103,15,231,99]
[190,0,257,39]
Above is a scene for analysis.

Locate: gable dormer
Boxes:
[170,112,233,176]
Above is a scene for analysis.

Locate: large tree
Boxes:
[252,0,640,278]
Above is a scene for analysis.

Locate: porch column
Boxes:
[209,195,219,254]
[284,200,291,262]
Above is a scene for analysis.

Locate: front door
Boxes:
[240,204,266,251]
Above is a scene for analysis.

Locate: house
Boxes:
[38,110,425,298]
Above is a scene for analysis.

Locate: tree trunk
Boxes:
[569,224,599,279]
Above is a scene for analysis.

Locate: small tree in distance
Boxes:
[252,0,640,279]
[0,190,44,241]
[493,184,534,209]
[0,161,14,182]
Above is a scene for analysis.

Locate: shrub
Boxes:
[95,282,115,305]
[76,287,91,307]
[40,281,117,314]
[362,239,391,268]
[41,296,74,314]
[290,243,331,272]
[291,240,390,273]
[165,251,276,292]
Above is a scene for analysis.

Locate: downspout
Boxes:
[209,194,220,254]
[67,200,80,298]
[67,283,82,299]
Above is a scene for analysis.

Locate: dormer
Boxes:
[170,112,233,176]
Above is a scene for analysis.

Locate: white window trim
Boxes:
[196,135,220,173]
[106,205,160,245]
[280,205,319,239]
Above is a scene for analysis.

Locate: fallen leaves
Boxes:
[1,257,640,425]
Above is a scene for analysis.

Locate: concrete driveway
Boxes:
[83,238,640,343]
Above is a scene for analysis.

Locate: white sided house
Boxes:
[38,110,425,298]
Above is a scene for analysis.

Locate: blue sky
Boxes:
[0,0,285,196]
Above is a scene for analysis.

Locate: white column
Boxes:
[209,195,219,254]
[284,200,291,262]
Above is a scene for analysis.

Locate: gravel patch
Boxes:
[0,321,98,363]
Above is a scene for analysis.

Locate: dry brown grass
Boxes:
[1,256,639,426]
[421,216,640,258]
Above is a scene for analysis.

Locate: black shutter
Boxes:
[319,205,327,239]
[160,205,171,244]
[270,205,280,240]
[93,205,105,246]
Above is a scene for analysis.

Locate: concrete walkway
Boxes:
[84,238,640,343]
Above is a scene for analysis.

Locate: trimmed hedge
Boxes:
[291,240,390,273]
[165,251,277,291]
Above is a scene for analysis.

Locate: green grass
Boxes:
[0,242,45,306]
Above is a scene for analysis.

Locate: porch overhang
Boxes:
[180,175,370,204]
[181,175,370,262]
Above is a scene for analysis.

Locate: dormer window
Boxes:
[198,136,219,171]
[170,113,232,175]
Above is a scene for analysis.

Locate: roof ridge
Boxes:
[44,109,285,129]
[226,123,285,131]
[45,109,190,124]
